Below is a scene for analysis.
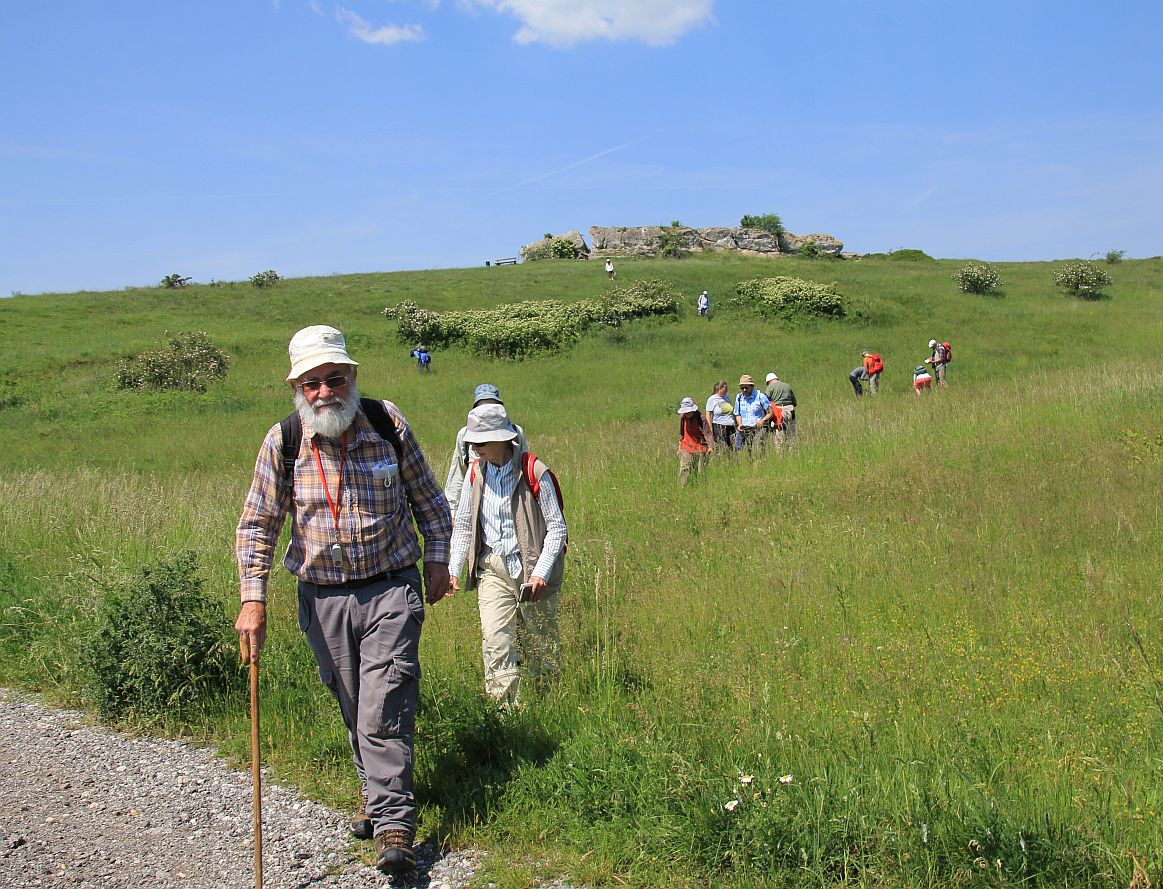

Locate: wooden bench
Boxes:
[494,257,518,266]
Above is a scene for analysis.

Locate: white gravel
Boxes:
[0,687,492,889]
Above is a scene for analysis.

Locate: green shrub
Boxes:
[551,237,580,259]
[1055,261,1112,298]
[656,228,685,258]
[1105,249,1126,264]
[522,241,555,262]
[887,248,934,262]
[955,263,1002,294]
[160,273,191,288]
[85,552,238,721]
[798,240,821,260]
[733,276,846,320]
[740,213,784,236]
[382,279,681,360]
[250,269,281,288]
[115,330,229,393]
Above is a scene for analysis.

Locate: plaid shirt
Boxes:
[236,400,452,603]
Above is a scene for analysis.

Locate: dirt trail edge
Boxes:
[0,688,488,889]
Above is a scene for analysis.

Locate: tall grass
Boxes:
[1,256,1161,886]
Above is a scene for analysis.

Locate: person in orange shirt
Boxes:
[676,396,711,486]
[861,349,884,396]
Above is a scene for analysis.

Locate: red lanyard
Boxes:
[311,433,347,532]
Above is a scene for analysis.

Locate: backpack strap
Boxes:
[279,398,403,490]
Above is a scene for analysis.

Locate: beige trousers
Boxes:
[476,550,560,707]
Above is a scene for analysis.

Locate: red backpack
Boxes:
[867,353,884,374]
[469,452,567,546]
[942,342,952,362]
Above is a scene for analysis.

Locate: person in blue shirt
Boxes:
[733,374,774,457]
[409,345,431,373]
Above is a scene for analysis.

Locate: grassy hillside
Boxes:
[1,254,1161,887]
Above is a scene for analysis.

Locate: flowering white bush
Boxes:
[955,264,1002,294]
[1054,261,1112,298]
[383,278,681,360]
[732,276,845,319]
[116,331,229,392]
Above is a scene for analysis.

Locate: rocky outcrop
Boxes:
[589,226,842,258]
[519,230,590,261]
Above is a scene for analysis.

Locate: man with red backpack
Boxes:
[861,349,885,396]
[925,339,951,386]
[446,403,567,708]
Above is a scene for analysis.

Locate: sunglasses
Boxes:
[299,373,350,393]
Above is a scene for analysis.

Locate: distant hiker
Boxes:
[447,403,567,709]
[913,364,933,394]
[861,349,884,396]
[734,374,773,456]
[676,396,711,486]
[925,339,950,386]
[697,290,710,319]
[765,371,798,446]
[445,383,529,518]
[705,380,736,453]
[605,258,616,280]
[849,364,868,398]
[410,345,431,373]
[235,325,451,875]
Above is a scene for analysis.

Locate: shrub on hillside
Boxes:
[160,273,191,288]
[888,248,934,262]
[382,278,681,359]
[798,240,822,260]
[740,213,784,236]
[116,331,229,393]
[733,276,845,320]
[955,263,1002,295]
[551,237,581,259]
[85,552,237,721]
[1104,249,1125,264]
[250,269,281,288]
[656,228,685,258]
[1055,261,1112,299]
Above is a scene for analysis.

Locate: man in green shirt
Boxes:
[764,372,798,446]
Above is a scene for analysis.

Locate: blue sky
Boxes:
[2,0,1160,295]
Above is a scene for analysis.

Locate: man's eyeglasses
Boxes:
[299,374,350,393]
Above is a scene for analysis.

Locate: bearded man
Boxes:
[234,325,451,875]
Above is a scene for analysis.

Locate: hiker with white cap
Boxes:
[444,383,528,516]
[235,325,452,875]
[697,290,710,319]
[733,374,774,457]
[447,403,567,707]
[924,338,950,386]
[764,371,798,445]
[676,396,711,486]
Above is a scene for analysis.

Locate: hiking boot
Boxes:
[350,813,373,841]
[375,830,415,875]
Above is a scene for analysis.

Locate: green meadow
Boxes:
[1,254,1161,887]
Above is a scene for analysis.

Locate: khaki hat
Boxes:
[287,325,358,381]
[738,374,754,387]
[463,403,519,445]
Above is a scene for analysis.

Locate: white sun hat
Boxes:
[287,325,358,381]
[463,403,519,444]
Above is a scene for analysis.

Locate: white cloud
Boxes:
[336,6,425,44]
[466,0,714,47]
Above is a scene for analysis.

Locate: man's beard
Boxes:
[294,382,361,440]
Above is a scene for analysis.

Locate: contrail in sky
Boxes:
[508,139,642,190]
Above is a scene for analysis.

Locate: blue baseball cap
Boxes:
[473,383,502,405]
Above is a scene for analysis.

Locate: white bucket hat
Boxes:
[463,403,519,445]
[676,397,698,414]
[287,325,358,381]
[765,372,778,383]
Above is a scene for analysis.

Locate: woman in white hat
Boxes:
[676,396,711,487]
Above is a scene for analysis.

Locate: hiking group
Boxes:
[850,339,951,397]
[234,325,566,875]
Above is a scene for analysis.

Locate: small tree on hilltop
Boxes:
[160,274,191,289]
[740,213,784,236]
[955,263,1002,295]
[657,228,685,258]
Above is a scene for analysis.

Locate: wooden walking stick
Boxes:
[242,639,263,889]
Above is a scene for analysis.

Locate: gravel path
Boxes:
[0,688,490,889]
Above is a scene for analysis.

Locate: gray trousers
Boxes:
[297,568,424,837]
